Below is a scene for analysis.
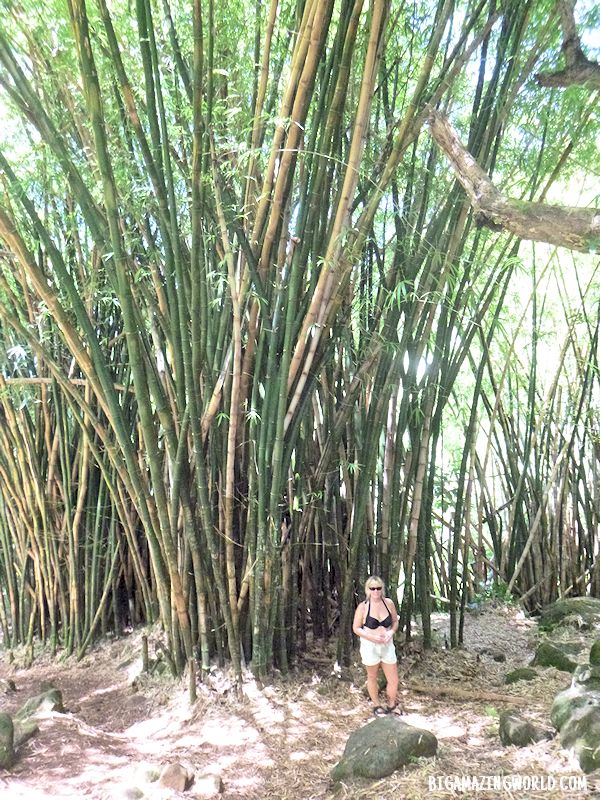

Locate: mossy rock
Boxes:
[549,639,585,657]
[589,641,600,666]
[531,642,577,673]
[505,667,537,685]
[499,711,552,747]
[331,716,437,781]
[0,712,15,770]
[560,704,600,773]
[550,684,600,731]
[15,688,64,720]
[559,614,592,632]
[573,664,600,690]
[539,598,600,632]
[13,719,39,748]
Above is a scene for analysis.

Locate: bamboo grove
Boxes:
[0,0,598,678]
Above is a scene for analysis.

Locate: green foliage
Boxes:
[473,579,516,607]
[0,0,598,676]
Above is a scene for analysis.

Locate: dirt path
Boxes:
[0,606,598,799]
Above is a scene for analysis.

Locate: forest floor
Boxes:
[0,603,598,800]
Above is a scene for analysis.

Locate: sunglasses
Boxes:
[369,586,383,591]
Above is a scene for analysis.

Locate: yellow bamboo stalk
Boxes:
[250,0,318,250]
[243,0,280,213]
[256,0,334,278]
[285,0,389,429]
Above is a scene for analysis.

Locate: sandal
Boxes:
[373,705,388,716]
[386,702,404,715]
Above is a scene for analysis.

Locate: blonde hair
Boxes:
[364,575,385,597]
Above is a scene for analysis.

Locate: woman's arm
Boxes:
[385,599,399,640]
[389,599,399,633]
[352,602,378,642]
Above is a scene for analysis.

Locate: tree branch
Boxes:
[428,110,600,254]
[535,0,600,90]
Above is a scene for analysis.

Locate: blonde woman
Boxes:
[352,575,400,716]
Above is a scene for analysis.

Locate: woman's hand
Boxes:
[362,629,385,643]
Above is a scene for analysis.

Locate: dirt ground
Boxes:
[1,604,599,800]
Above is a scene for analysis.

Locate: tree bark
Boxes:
[428,110,600,253]
[535,0,600,90]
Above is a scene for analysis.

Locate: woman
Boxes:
[352,575,401,716]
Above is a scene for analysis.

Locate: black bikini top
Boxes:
[364,598,392,629]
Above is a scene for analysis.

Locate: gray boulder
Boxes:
[0,691,59,773]
[550,684,600,731]
[572,664,600,690]
[549,630,600,774]
[331,716,437,781]
[0,712,15,770]
[498,711,552,747]
[559,704,600,773]
[159,763,194,792]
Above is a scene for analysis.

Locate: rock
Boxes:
[539,598,600,632]
[0,679,16,694]
[589,641,600,666]
[498,711,552,747]
[559,704,600,773]
[531,642,577,673]
[560,614,592,631]
[192,775,224,798]
[0,713,15,769]
[478,648,506,662]
[551,643,600,775]
[159,763,194,792]
[15,688,64,719]
[13,719,39,747]
[551,639,585,657]
[505,667,537,684]
[331,716,437,781]
[550,684,600,731]
[573,664,600,690]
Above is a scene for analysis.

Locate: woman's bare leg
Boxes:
[381,660,398,708]
[365,664,381,705]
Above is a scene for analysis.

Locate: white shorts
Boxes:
[360,637,397,666]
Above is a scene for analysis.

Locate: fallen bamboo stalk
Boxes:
[406,680,540,707]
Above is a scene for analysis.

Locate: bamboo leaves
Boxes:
[0,0,598,674]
